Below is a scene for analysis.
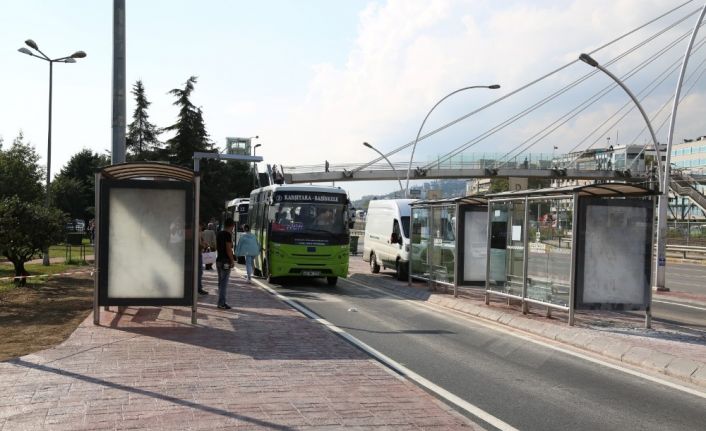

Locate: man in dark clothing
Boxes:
[216,218,236,309]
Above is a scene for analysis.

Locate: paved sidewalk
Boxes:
[348,257,706,390]
[0,271,480,430]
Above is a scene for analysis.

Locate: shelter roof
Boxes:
[411,195,488,206]
[486,182,655,199]
[100,162,194,182]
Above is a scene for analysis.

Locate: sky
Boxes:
[1,0,705,200]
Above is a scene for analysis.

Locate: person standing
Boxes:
[202,223,217,270]
[235,224,260,283]
[216,218,236,309]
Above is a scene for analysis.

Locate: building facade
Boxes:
[671,135,706,173]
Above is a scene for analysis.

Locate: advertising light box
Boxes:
[98,180,194,306]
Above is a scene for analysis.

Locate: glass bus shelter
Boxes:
[485,183,656,326]
[410,195,488,296]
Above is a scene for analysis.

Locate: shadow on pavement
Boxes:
[8,358,292,430]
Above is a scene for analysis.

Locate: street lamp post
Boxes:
[363,142,404,197]
[405,84,500,197]
[252,142,262,189]
[18,39,86,266]
[579,52,664,328]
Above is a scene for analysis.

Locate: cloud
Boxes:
[257,0,704,188]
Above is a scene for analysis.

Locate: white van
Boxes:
[363,199,416,280]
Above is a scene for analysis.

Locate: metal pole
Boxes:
[404,85,499,197]
[363,143,404,196]
[43,61,54,266]
[647,196,658,329]
[112,0,126,164]
[521,197,530,314]
[485,203,492,305]
[93,172,101,325]
[192,160,200,324]
[408,208,414,287]
[428,207,434,292]
[568,194,579,326]
[655,2,706,292]
[453,204,459,298]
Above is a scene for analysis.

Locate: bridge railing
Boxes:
[282,152,650,175]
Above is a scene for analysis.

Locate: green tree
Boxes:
[0,197,65,286]
[127,80,161,160]
[0,132,44,203]
[50,177,87,222]
[199,160,254,220]
[163,76,213,165]
[54,149,110,222]
[489,178,509,193]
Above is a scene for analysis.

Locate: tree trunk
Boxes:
[13,260,29,287]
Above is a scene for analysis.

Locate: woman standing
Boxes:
[235,224,260,282]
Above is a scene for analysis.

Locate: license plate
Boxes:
[302,270,321,276]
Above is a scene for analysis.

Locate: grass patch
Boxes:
[0,262,91,279]
[0,272,94,361]
[48,243,94,260]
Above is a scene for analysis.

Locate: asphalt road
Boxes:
[665,262,706,296]
[267,276,706,431]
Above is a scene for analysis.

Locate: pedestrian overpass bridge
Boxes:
[280,159,648,184]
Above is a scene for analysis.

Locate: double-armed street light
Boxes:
[405,84,501,197]
[363,142,405,198]
[18,39,87,265]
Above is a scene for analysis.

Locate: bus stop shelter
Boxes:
[410,195,488,296]
[485,183,656,326]
[93,163,199,324]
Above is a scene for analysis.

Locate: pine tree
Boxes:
[127,80,161,160]
[164,76,213,166]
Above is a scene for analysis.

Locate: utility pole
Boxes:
[112,0,126,164]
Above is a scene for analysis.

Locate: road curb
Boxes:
[375,282,706,390]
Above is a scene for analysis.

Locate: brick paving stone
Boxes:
[0,272,477,430]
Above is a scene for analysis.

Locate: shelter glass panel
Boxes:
[107,188,188,299]
[411,207,430,280]
[526,198,572,306]
[430,205,456,285]
[576,199,652,310]
[488,200,525,296]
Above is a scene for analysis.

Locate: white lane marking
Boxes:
[653,300,706,311]
[340,278,706,400]
[246,275,519,431]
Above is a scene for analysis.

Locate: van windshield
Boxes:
[401,216,410,238]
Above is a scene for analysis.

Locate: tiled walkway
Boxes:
[0,271,479,430]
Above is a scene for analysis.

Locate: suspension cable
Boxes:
[352,0,698,173]
[497,26,706,169]
[424,7,701,171]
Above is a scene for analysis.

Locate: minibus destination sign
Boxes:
[274,193,345,204]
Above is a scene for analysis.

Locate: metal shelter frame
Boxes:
[484,183,657,327]
[409,195,488,297]
[93,162,197,325]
